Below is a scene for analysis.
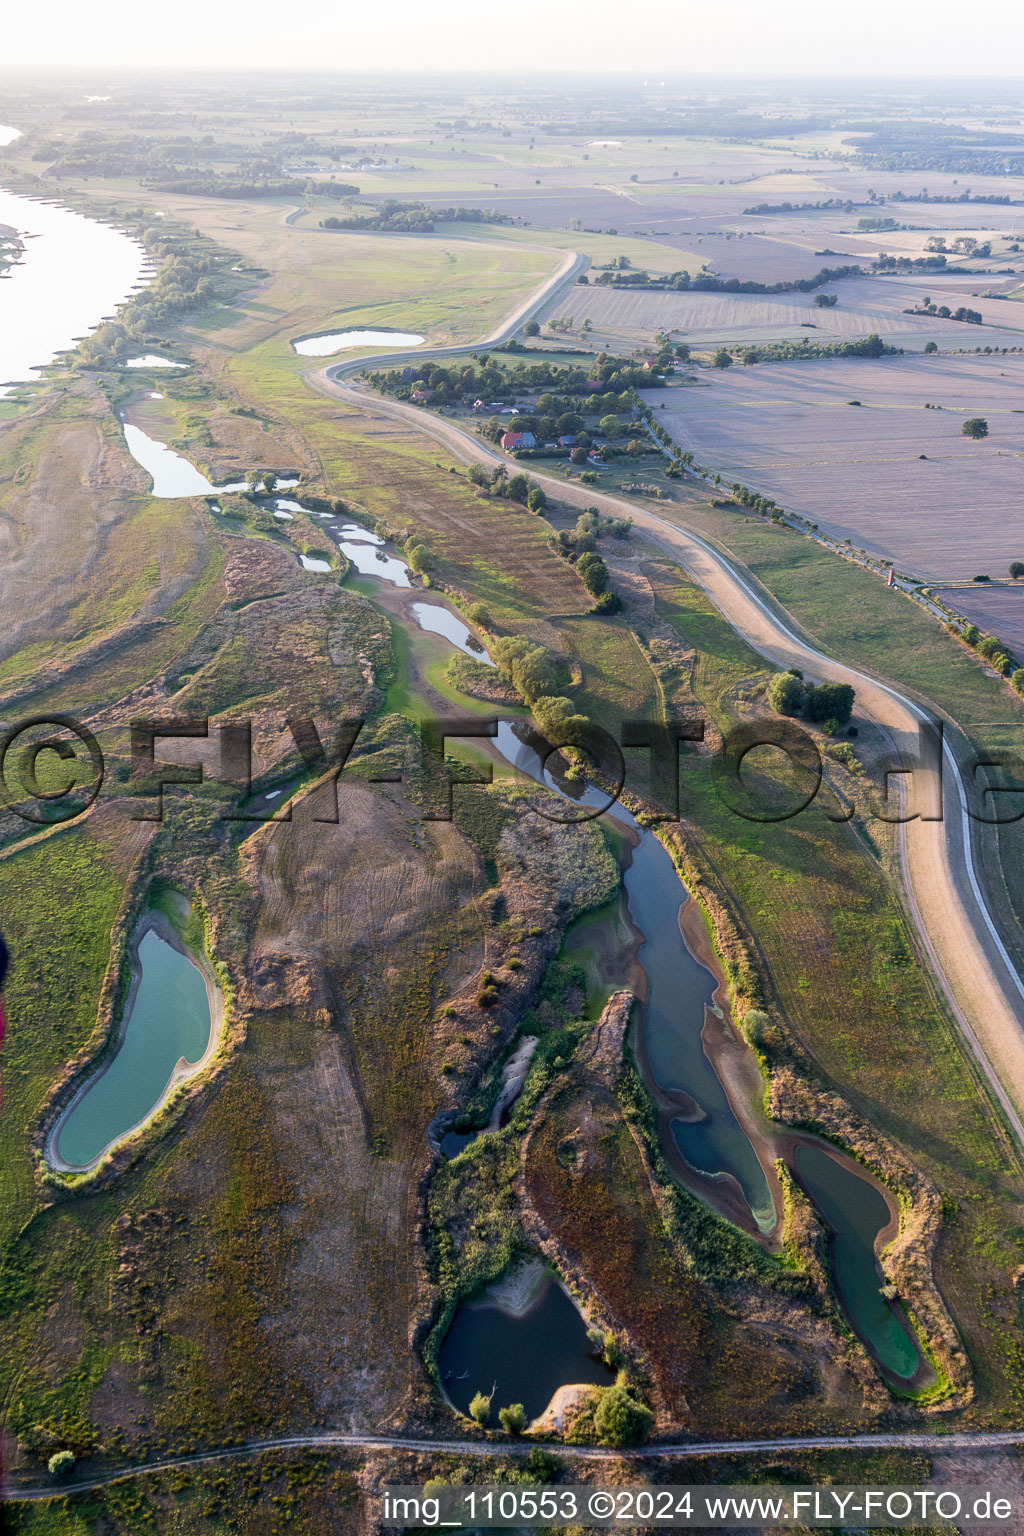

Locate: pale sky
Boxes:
[1,0,1023,77]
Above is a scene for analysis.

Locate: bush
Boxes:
[712,349,733,369]
[526,486,547,513]
[1010,562,1024,579]
[498,1402,527,1434]
[48,1451,75,1479]
[1011,668,1024,694]
[507,472,530,503]
[468,1390,492,1426]
[468,602,492,627]
[592,590,622,614]
[766,670,804,715]
[804,682,855,727]
[592,1385,653,1447]
[575,552,609,596]
[524,319,540,337]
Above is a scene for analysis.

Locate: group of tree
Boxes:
[371,351,653,414]
[589,262,864,297]
[492,637,567,703]
[767,668,856,733]
[321,199,510,234]
[905,300,983,324]
[713,334,892,368]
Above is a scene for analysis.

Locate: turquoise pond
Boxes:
[54,926,214,1169]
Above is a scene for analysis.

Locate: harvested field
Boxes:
[934,584,1024,655]
[648,354,1024,579]
[556,272,1024,350]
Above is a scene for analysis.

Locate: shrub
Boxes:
[507,472,530,503]
[766,670,804,715]
[804,682,855,727]
[468,602,492,627]
[468,1391,492,1426]
[592,590,622,614]
[592,1385,653,1447]
[498,1402,527,1434]
[48,1451,75,1479]
[476,986,500,1008]
[1011,669,1024,694]
[526,486,547,513]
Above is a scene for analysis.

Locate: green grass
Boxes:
[0,828,126,1248]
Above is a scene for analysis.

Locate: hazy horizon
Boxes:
[3,0,1023,79]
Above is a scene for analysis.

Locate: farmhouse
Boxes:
[501,430,536,451]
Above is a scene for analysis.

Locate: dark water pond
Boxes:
[793,1143,923,1382]
[438,1275,613,1423]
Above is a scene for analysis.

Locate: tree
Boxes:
[468,463,492,490]
[592,590,622,614]
[507,472,530,504]
[598,414,620,438]
[556,412,584,435]
[468,602,492,626]
[1012,668,1024,694]
[962,417,989,439]
[805,682,855,727]
[570,445,588,465]
[712,349,733,369]
[468,1390,492,1427]
[498,1402,527,1435]
[924,340,938,354]
[526,486,547,514]
[592,1385,653,1448]
[1011,562,1024,579]
[766,670,804,715]
[48,1451,75,1479]
[523,319,540,337]
[576,552,609,596]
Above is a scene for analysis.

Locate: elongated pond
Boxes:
[793,1143,923,1383]
[292,328,425,357]
[50,917,218,1170]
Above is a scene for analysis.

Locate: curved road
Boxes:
[9,1426,1024,1502]
[306,262,1024,1151]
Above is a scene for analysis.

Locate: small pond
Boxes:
[51,920,217,1170]
[438,1271,613,1424]
[793,1143,923,1383]
[300,553,332,572]
[411,602,494,663]
[123,355,188,369]
[292,328,425,357]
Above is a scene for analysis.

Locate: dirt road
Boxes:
[9,1426,1024,1501]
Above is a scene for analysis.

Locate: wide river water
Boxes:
[0,125,150,394]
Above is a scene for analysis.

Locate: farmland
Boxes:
[553,272,1024,351]
[648,354,1024,579]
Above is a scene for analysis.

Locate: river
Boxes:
[0,125,150,395]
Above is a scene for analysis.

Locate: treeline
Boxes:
[743,198,859,215]
[733,334,897,363]
[903,302,983,324]
[320,199,511,233]
[585,262,864,295]
[153,176,359,198]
